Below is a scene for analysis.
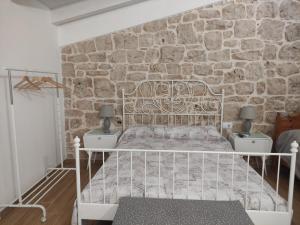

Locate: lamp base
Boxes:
[102,117,111,133]
[243,119,252,135]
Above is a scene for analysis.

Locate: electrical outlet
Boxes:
[223,122,233,129]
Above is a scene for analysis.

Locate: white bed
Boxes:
[73,80,298,225]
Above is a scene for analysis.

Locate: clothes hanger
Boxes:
[40,77,64,88]
[14,76,40,90]
[14,76,27,88]
[29,77,44,88]
[28,76,64,89]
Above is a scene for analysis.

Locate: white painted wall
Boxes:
[57,0,221,46]
[0,0,61,206]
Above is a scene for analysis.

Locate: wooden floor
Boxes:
[1,159,300,225]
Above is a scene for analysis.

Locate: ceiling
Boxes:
[37,0,86,9]
[12,0,152,25]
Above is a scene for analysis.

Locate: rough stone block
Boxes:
[235,82,254,95]
[86,71,109,76]
[280,0,300,20]
[75,100,93,111]
[143,19,167,32]
[94,78,115,97]
[182,63,193,75]
[263,44,277,60]
[76,40,96,53]
[204,31,222,50]
[85,112,100,127]
[186,50,206,62]
[279,42,300,61]
[150,64,166,73]
[145,49,160,63]
[95,35,113,51]
[166,64,181,74]
[183,12,198,22]
[285,98,300,114]
[139,34,153,48]
[224,68,244,83]
[111,65,127,81]
[88,52,106,62]
[126,72,146,81]
[256,2,278,19]
[224,40,238,48]
[62,63,75,77]
[288,75,300,94]
[160,46,185,63]
[285,23,300,42]
[65,109,84,118]
[109,50,126,63]
[70,119,82,129]
[168,15,182,24]
[265,97,285,111]
[223,103,241,121]
[116,82,136,97]
[194,21,205,32]
[232,50,262,61]
[245,62,264,81]
[127,50,145,63]
[241,39,263,50]
[234,20,256,38]
[128,64,148,72]
[208,49,230,62]
[198,9,220,18]
[76,63,98,70]
[277,63,299,77]
[222,4,246,19]
[256,81,266,94]
[267,78,286,95]
[154,31,176,45]
[73,78,93,98]
[194,63,213,75]
[113,33,138,49]
[68,54,89,63]
[177,23,198,44]
[205,20,233,30]
[258,19,284,41]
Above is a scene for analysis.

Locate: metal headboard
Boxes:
[122,80,224,134]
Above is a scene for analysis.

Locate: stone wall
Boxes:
[61,0,300,156]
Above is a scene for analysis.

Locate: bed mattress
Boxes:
[72,126,287,224]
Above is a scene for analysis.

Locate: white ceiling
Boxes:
[37,0,86,9]
[12,0,150,24]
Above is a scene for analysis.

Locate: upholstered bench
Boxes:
[113,197,254,225]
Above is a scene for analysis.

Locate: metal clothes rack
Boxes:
[0,68,75,223]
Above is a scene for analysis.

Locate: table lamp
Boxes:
[100,105,114,133]
[240,106,256,135]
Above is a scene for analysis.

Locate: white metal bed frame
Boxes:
[0,68,75,223]
[121,80,224,134]
[74,80,299,225]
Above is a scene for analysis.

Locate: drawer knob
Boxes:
[252,140,255,144]
[97,137,102,140]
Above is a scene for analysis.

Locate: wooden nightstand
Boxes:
[229,132,273,174]
[83,129,121,169]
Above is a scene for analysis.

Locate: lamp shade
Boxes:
[100,105,114,118]
[240,106,256,120]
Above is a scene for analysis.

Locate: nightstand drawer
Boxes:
[235,139,271,153]
[83,132,120,149]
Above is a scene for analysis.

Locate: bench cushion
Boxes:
[113,197,254,225]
